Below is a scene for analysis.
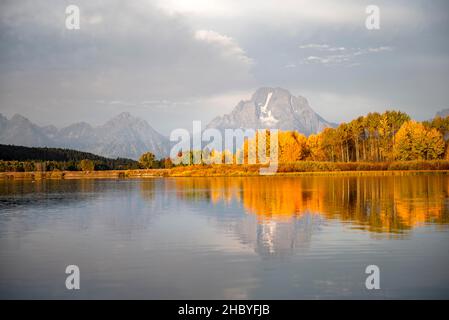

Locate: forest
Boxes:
[0,144,139,172]
[241,111,449,163]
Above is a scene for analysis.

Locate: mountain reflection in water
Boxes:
[1,175,449,298]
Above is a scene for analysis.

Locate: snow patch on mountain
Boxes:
[258,91,279,125]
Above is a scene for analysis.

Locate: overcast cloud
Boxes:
[0,0,448,133]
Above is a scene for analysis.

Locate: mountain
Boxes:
[0,114,54,147]
[87,112,169,160]
[207,87,336,135]
[0,113,169,160]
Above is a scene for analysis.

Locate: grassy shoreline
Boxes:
[0,169,168,180]
[3,161,449,180]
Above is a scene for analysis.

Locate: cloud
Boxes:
[299,44,345,52]
[156,0,423,27]
[194,30,252,65]
[299,44,331,50]
[1,0,448,130]
[298,44,393,66]
[0,0,254,104]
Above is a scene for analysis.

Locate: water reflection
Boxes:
[1,176,449,298]
[168,175,449,258]
[173,175,449,234]
[233,212,323,257]
[0,179,98,208]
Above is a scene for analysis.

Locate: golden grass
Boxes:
[3,161,449,180]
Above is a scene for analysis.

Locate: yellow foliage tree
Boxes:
[278,131,308,163]
[307,134,326,161]
[139,152,156,169]
[242,130,273,164]
[394,121,445,160]
[79,159,95,171]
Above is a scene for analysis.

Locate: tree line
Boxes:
[243,111,449,163]
[0,144,140,172]
[143,111,449,168]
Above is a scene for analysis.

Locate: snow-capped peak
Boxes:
[259,92,279,125]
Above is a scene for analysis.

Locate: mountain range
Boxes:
[0,112,168,160]
[0,87,335,159]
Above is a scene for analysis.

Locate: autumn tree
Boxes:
[394,121,445,160]
[79,159,95,171]
[424,116,449,159]
[139,152,156,169]
[364,112,382,161]
[278,131,308,162]
[242,130,273,164]
[320,128,338,162]
[348,116,365,162]
[163,157,174,168]
[378,111,410,161]
[307,134,326,161]
[424,116,449,140]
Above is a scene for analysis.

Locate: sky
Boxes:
[0,0,448,134]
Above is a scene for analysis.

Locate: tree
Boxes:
[394,121,445,160]
[424,116,449,140]
[424,128,446,160]
[307,134,326,161]
[139,152,156,169]
[163,157,174,168]
[278,131,308,163]
[79,159,95,171]
[378,111,410,161]
[349,116,365,162]
[424,116,449,159]
[337,123,352,162]
[365,112,382,161]
[320,128,337,162]
[242,131,271,164]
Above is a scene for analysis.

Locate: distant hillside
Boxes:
[0,113,169,160]
[0,144,138,168]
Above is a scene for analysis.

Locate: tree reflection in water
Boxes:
[172,175,449,256]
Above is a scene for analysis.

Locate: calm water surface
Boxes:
[0,175,449,299]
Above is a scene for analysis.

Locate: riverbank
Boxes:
[0,169,169,180]
[3,161,449,180]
